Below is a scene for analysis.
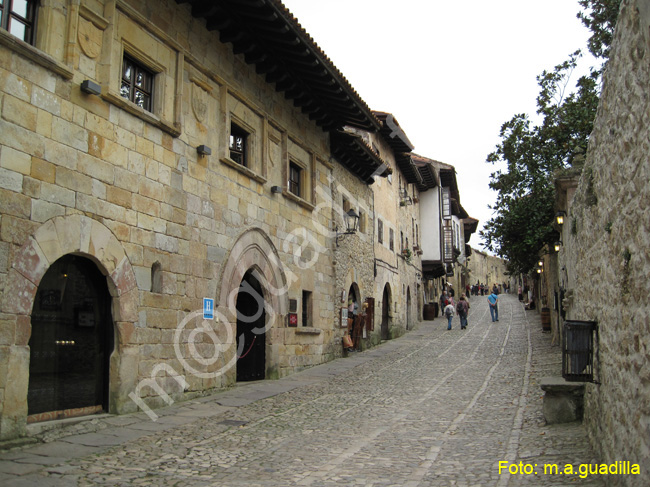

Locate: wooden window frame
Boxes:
[1,0,37,45]
[120,53,155,112]
[288,161,302,198]
[229,122,249,167]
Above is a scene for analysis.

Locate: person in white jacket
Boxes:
[444,301,455,330]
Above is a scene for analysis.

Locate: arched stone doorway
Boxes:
[347,283,361,316]
[406,286,412,330]
[236,270,266,382]
[218,229,287,385]
[28,255,114,421]
[1,215,138,439]
[381,284,392,340]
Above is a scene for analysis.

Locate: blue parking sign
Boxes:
[203,298,214,320]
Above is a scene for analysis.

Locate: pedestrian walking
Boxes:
[487,291,499,322]
[440,290,448,317]
[444,300,455,330]
[456,294,470,329]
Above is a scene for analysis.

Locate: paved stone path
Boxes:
[0,294,605,486]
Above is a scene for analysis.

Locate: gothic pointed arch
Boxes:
[218,228,288,318]
[217,228,288,382]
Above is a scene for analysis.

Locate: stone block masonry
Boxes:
[559,1,650,485]
[0,0,342,439]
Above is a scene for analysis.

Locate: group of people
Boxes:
[470,282,509,296]
[440,284,501,330]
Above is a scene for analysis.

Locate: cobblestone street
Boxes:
[0,294,605,486]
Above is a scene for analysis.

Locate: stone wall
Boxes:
[560,1,650,484]
[0,0,341,439]
[331,163,376,352]
[467,248,511,292]
[372,135,422,334]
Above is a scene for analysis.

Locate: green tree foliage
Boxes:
[480,1,620,275]
[578,0,621,60]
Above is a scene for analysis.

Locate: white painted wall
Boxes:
[420,187,441,261]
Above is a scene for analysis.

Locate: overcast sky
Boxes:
[281,0,595,251]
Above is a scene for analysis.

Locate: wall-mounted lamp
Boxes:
[556,210,567,225]
[197,145,212,156]
[335,209,360,246]
[554,241,563,252]
[271,185,283,194]
[538,260,544,267]
[80,79,102,96]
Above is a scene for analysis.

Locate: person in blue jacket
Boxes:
[487,291,499,322]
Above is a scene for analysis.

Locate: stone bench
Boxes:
[540,377,586,424]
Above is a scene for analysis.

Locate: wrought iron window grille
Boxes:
[562,320,599,383]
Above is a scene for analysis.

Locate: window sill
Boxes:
[104,91,181,137]
[294,327,321,335]
[220,157,267,184]
[282,189,315,212]
[0,29,73,80]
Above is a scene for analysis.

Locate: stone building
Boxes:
[554,0,650,484]
[0,0,393,439]
[0,0,480,441]
[467,247,511,294]
[332,111,426,347]
[329,127,382,353]
[368,113,423,340]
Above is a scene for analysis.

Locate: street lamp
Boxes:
[336,209,360,246]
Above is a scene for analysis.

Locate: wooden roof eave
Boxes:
[395,153,424,186]
[331,131,390,183]
[176,0,381,132]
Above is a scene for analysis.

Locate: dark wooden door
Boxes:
[381,286,390,340]
[236,271,266,382]
[28,255,113,418]
[365,297,375,332]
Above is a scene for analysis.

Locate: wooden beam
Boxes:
[219,28,246,44]
[265,70,288,84]
[191,3,220,18]
[245,50,268,65]
[205,15,233,31]
[255,60,279,75]
[232,39,256,55]
[275,78,298,92]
